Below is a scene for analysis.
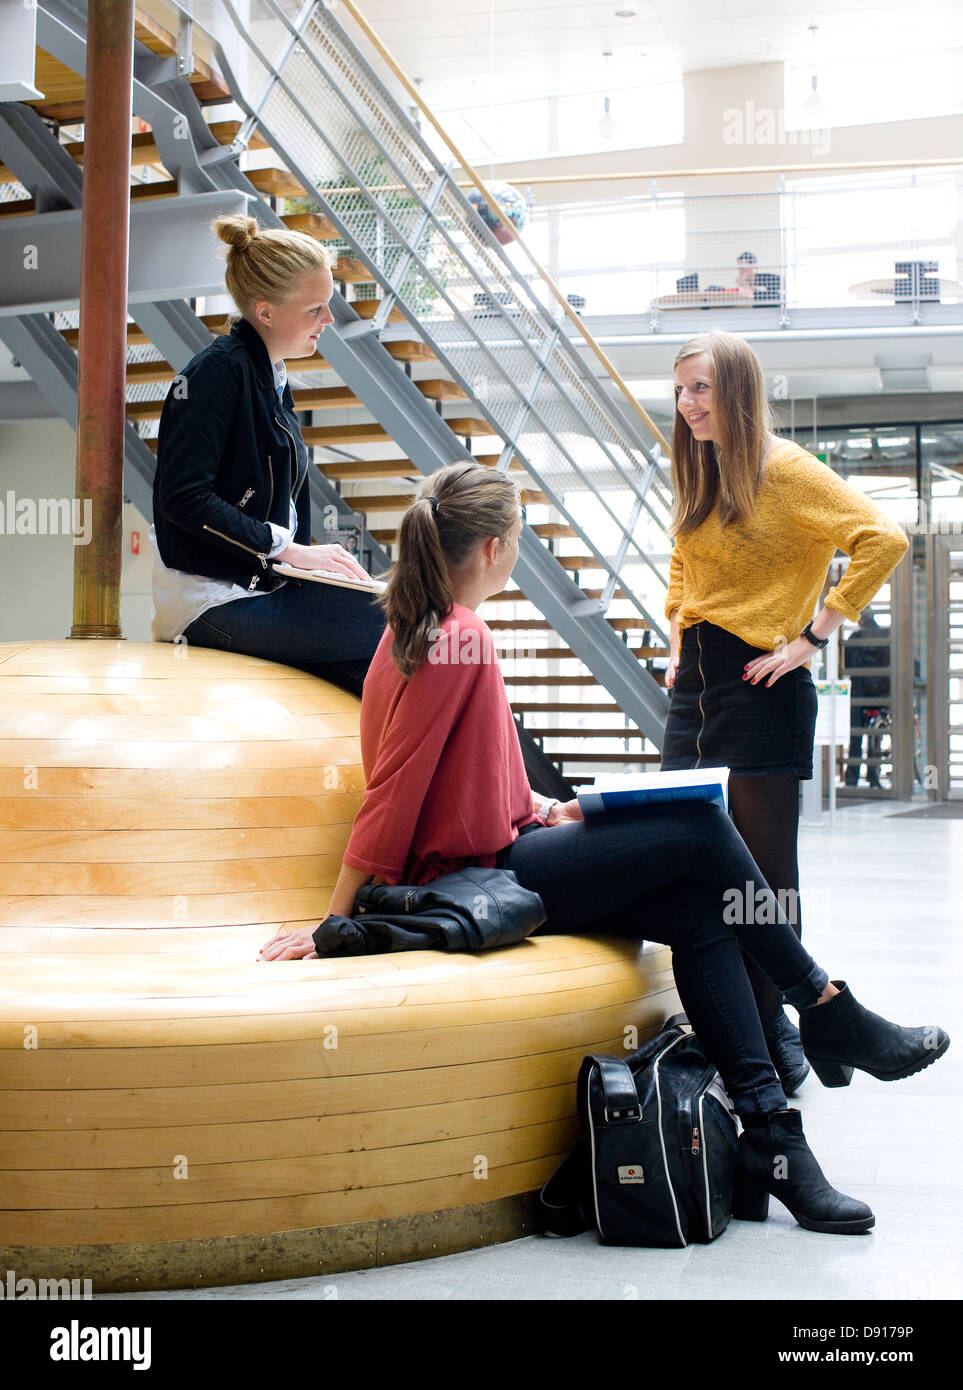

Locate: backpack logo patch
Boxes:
[618,1165,645,1184]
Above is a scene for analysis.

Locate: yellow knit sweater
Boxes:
[665,441,909,651]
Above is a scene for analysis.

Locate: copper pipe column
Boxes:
[70,0,135,639]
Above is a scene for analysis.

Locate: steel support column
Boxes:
[70,0,135,639]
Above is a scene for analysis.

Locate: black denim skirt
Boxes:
[661,621,818,780]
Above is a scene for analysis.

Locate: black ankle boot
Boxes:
[733,1109,874,1234]
[799,980,950,1088]
[763,1008,810,1096]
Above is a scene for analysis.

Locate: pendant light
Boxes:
[802,25,828,124]
[596,51,618,140]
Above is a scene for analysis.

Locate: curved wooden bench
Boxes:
[0,640,677,1291]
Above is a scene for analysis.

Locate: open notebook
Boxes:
[273,561,386,595]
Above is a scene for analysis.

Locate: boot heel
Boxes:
[809,1057,854,1088]
[732,1171,770,1222]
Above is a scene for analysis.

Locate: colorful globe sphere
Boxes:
[467,181,528,245]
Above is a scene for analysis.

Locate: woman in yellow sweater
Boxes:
[662,330,910,1095]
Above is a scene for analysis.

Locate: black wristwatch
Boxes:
[799,619,829,649]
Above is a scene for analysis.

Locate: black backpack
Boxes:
[540,1015,739,1247]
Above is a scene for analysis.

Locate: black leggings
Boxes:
[728,773,802,1023]
[499,802,829,1121]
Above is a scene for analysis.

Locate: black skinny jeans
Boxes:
[183,578,385,697]
[498,802,829,1121]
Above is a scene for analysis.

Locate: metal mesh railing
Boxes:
[524,172,963,318]
[167,0,673,640]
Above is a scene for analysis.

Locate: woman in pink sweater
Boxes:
[260,461,948,1236]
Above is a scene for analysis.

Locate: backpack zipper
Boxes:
[651,1036,687,1247]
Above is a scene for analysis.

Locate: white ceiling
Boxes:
[347,1,963,108]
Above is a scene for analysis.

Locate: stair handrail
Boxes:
[158,0,675,643]
[334,0,671,459]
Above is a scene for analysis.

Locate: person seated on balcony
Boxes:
[735,249,759,298]
[260,460,948,1238]
[149,214,384,695]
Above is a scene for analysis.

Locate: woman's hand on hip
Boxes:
[743,636,815,688]
[277,541,372,583]
[259,926,318,961]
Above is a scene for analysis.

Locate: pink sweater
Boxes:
[343,605,538,885]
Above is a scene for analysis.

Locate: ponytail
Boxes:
[380,463,519,677]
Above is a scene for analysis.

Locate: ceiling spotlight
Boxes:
[614,7,638,15]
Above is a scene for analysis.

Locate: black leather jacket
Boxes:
[152,316,311,592]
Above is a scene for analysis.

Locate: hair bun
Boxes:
[213,214,259,252]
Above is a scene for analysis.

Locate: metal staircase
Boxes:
[0,0,675,784]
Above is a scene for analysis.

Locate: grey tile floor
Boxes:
[105,798,963,1302]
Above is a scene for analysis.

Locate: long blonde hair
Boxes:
[670,331,776,535]
[211,214,336,320]
[381,463,520,678]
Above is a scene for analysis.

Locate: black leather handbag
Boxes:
[312,866,546,957]
[540,1015,739,1247]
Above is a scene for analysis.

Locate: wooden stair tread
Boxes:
[347,488,546,518]
[544,752,661,764]
[555,554,605,571]
[352,299,405,324]
[512,703,621,713]
[130,179,179,201]
[502,675,620,686]
[320,461,420,482]
[484,620,563,632]
[532,524,577,539]
[53,123,269,176]
[415,379,468,403]
[124,361,175,386]
[383,341,437,364]
[446,417,499,437]
[519,727,646,739]
[127,384,358,420]
[131,10,229,98]
[290,387,361,410]
[485,617,648,632]
[281,212,340,241]
[496,646,654,662]
[125,400,165,423]
[245,167,309,199]
[0,196,33,217]
[28,15,230,120]
[332,257,374,284]
[303,424,393,445]
[339,493,417,514]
